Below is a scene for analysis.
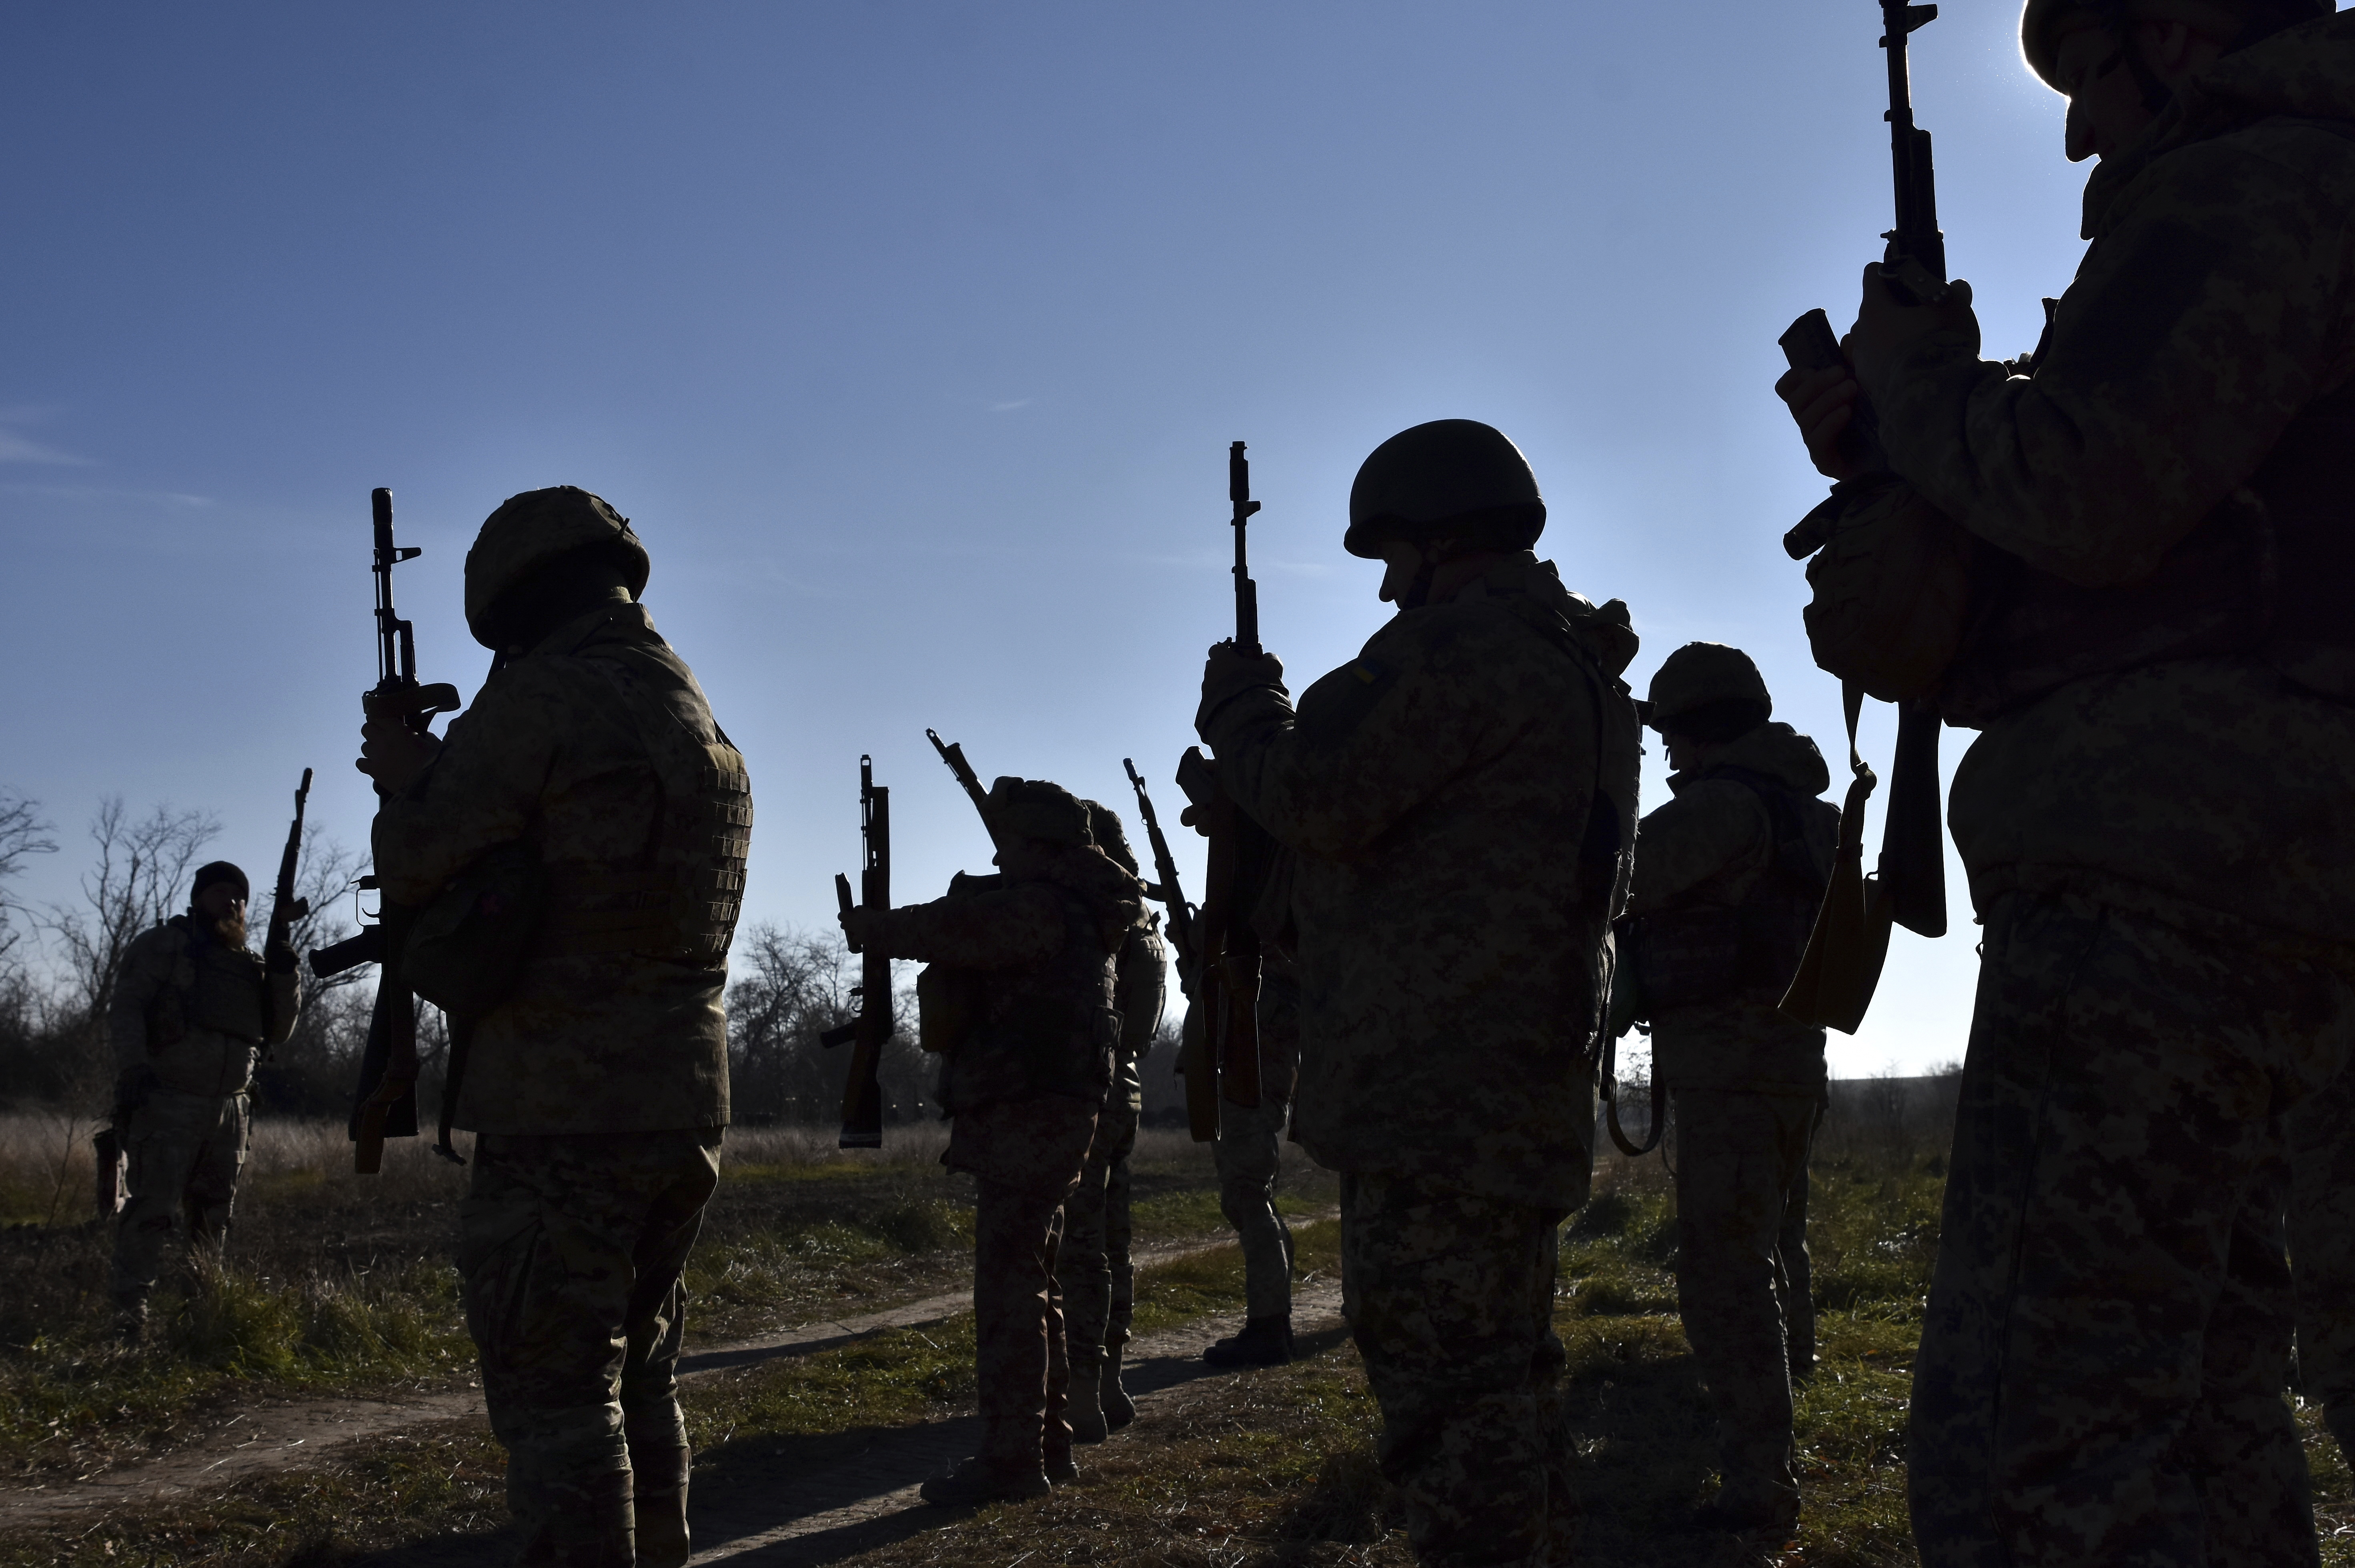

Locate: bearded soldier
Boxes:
[840,778,1143,1505]
[1776,2,2355,1559]
[106,861,300,1342]
[1619,644,1837,1534]
[358,486,750,1568]
[1058,801,1167,1441]
[1195,419,1641,1566]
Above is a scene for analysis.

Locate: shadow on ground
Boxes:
[326,1321,1359,1568]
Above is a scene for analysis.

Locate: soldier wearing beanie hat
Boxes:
[840,776,1147,1505]
[1617,644,1839,1533]
[105,859,300,1342]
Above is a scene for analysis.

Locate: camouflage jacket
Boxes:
[1626,723,1836,1093]
[1197,553,1642,1208]
[870,847,1145,1113]
[1870,14,2355,949]
[110,915,300,1097]
[373,601,741,1133]
[1112,912,1168,1112]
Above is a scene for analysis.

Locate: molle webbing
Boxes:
[551,624,751,965]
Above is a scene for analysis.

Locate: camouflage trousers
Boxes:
[1340,1170,1574,1568]
[1215,1089,1295,1320]
[1670,1087,1822,1514]
[113,1088,250,1310]
[1908,890,2354,1568]
[947,1096,1097,1469]
[460,1129,721,1568]
[2289,1053,2355,1459]
[1057,1101,1137,1372]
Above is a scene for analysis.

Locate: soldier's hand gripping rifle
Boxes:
[1774,3,1949,1034]
[820,757,891,1148]
[1126,756,1221,1141]
[338,488,461,1175]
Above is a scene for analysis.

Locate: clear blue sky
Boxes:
[0,2,2096,1076]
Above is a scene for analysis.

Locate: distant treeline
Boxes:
[0,787,945,1128]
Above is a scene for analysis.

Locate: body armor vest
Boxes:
[547,622,752,964]
[1940,354,2355,725]
[941,881,1121,1115]
[1629,768,1836,1013]
[147,917,272,1047]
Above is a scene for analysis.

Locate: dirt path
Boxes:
[682,1278,1348,1568]
[0,1226,1320,1533]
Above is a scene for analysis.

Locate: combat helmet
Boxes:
[2020,0,2329,90]
[463,486,652,649]
[1644,643,1772,739]
[1344,419,1546,559]
[988,777,1093,848]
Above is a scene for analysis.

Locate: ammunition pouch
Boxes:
[1788,477,1975,703]
[405,840,546,1025]
[916,964,984,1055]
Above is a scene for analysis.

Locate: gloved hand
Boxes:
[838,902,883,953]
[265,939,299,975]
[1197,641,1286,733]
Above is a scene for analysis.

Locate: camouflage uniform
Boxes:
[376,547,748,1568]
[1058,904,1165,1422]
[1843,18,2355,1562]
[863,819,1141,1487]
[1626,715,1838,1523]
[107,913,299,1317]
[1200,549,1641,1566]
[1215,954,1300,1322]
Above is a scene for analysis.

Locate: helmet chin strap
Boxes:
[1397,538,1464,612]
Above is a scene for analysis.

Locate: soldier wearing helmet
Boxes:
[1614,644,1838,1534]
[1053,800,1167,1440]
[1195,419,1642,1565]
[838,777,1145,1506]
[358,485,751,1568]
[1775,0,2355,1559]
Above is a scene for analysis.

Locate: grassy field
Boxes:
[4,1098,2349,1567]
[0,1113,1333,1487]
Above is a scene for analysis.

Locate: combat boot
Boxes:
[1693,1486,1799,1536]
[1101,1342,1136,1430]
[1065,1360,1109,1444]
[1043,1427,1080,1486]
[520,1467,635,1566]
[626,1436,693,1568]
[1203,1314,1293,1368]
[919,1454,1052,1507]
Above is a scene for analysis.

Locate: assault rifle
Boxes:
[1774,2,1950,1033]
[1179,441,1280,1137]
[335,488,461,1174]
[927,729,1001,848]
[821,757,891,1148]
[267,769,314,967]
[1124,757,1216,1135]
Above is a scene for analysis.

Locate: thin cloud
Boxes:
[0,429,93,467]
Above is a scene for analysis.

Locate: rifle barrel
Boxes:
[1230,442,1263,657]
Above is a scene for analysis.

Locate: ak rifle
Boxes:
[822,757,892,1147]
[332,489,460,1174]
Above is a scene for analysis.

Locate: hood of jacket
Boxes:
[1670,721,1832,799]
[1464,553,1641,679]
[2085,10,2355,236]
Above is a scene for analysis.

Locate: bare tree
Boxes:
[0,787,58,968]
[725,922,933,1126]
[42,798,219,1105]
